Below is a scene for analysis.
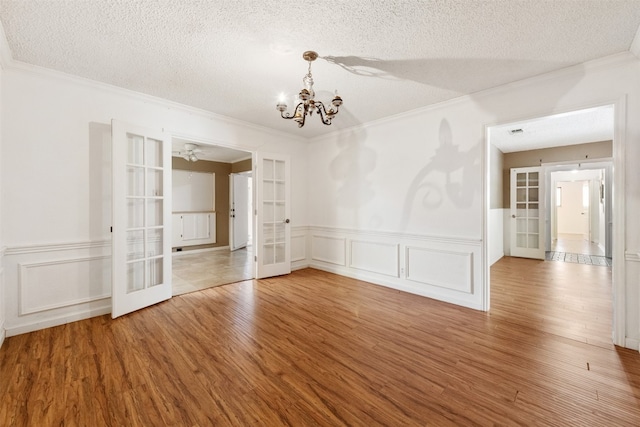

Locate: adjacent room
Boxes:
[1,1,640,425]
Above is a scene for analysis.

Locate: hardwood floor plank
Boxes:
[1,258,639,425]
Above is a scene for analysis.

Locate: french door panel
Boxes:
[510,166,545,260]
[112,120,172,318]
[255,153,291,279]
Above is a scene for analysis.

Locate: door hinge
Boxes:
[255,256,257,262]
[110,226,113,233]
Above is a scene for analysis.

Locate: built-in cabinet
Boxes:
[172,169,216,248]
[172,212,216,247]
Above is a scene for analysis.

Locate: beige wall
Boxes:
[231,158,252,173]
[501,140,612,207]
[172,157,232,247]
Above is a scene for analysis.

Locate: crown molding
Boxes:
[5,57,303,144]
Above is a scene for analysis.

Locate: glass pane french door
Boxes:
[112,120,171,318]
[510,166,545,260]
[256,153,291,278]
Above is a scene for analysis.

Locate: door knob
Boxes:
[284,219,290,224]
[512,214,516,218]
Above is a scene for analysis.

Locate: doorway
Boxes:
[486,104,618,344]
[547,165,612,265]
[170,138,255,295]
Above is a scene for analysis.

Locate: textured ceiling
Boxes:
[1,1,639,140]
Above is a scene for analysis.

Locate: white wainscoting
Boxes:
[0,247,5,348]
[307,226,484,310]
[19,256,111,315]
[625,250,640,351]
[350,240,399,277]
[489,209,505,265]
[4,240,112,337]
[406,247,473,293]
[311,235,347,266]
[291,227,308,270]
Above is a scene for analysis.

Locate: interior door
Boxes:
[230,173,249,251]
[255,153,291,279]
[112,120,172,318]
[510,166,545,259]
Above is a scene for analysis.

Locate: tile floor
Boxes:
[546,233,611,267]
[172,247,253,296]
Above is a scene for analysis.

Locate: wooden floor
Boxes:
[2,258,640,425]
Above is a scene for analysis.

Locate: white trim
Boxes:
[612,96,627,348]
[171,245,230,257]
[626,338,640,353]
[626,252,640,263]
[5,59,299,143]
[309,225,481,245]
[5,240,111,255]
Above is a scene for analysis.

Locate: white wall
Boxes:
[1,64,308,336]
[307,53,640,349]
[0,59,5,347]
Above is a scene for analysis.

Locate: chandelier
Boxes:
[276,51,343,128]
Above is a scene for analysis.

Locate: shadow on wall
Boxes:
[400,119,481,231]
[88,122,112,242]
[328,109,379,227]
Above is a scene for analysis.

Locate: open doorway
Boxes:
[486,104,617,344]
[547,164,612,265]
[171,138,254,295]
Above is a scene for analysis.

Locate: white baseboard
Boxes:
[0,321,5,348]
[172,245,231,256]
[6,304,111,337]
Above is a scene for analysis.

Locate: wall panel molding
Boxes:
[306,225,483,310]
[291,234,307,262]
[311,235,346,266]
[349,240,399,277]
[405,247,473,294]
[19,255,111,315]
[625,251,640,262]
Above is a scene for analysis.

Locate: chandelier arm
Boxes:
[279,102,305,120]
[315,102,334,126]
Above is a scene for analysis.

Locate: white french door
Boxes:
[255,153,291,279]
[510,166,545,260]
[112,120,172,318]
[230,173,249,251]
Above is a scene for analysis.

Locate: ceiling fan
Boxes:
[173,142,202,162]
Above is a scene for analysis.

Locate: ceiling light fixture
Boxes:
[173,143,201,162]
[276,51,343,128]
